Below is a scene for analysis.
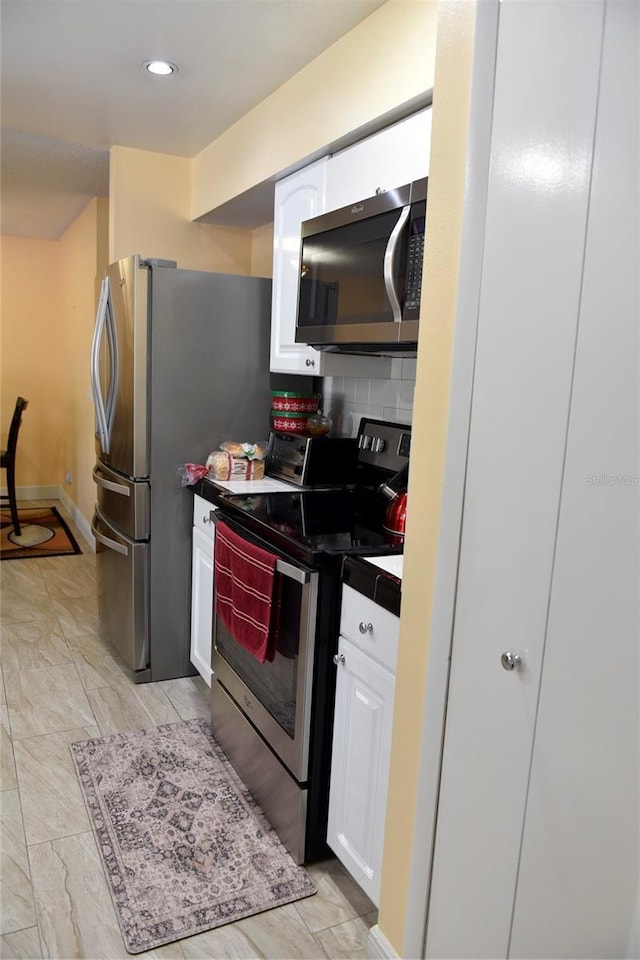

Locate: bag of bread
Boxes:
[206,450,265,481]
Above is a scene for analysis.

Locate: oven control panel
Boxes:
[357,418,411,475]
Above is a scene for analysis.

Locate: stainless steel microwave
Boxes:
[295,178,427,355]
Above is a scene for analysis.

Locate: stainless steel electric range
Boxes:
[197,417,411,864]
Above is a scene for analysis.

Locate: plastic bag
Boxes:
[178,463,208,486]
[219,441,267,461]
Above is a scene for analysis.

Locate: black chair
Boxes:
[1,397,28,536]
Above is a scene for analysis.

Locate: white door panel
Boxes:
[270,159,328,374]
[190,524,214,686]
[426,2,605,956]
[327,636,395,906]
[325,109,431,212]
[509,2,639,955]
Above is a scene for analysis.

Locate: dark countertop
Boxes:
[341,555,402,617]
[193,478,218,504]
[193,479,403,614]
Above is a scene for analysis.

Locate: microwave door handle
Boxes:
[90,278,110,451]
[383,204,411,323]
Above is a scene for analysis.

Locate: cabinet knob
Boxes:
[358,621,373,635]
[202,515,210,524]
[333,653,345,666]
[500,651,522,671]
[305,358,315,367]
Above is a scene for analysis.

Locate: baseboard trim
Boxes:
[4,484,61,501]
[59,490,95,553]
[368,925,401,960]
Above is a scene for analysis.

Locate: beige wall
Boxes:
[378,0,479,951]
[0,198,108,506]
[250,223,274,279]
[1,235,65,489]
[109,145,256,274]
[191,0,438,220]
[109,146,196,266]
[195,222,253,275]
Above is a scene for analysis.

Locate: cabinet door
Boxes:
[190,524,214,686]
[509,3,639,955]
[325,109,431,213]
[269,160,393,380]
[425,3,605,956]
[327,635,395,906]
[270,158,328,374]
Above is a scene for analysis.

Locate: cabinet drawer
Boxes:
[340,584,399,672]
[193,494,216,540]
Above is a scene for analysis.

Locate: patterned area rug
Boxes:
[0,506,82,560]
[70,718,315,953]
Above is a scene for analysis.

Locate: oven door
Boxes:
[210,515,319,783]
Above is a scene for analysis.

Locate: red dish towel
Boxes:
[214,521,279,664]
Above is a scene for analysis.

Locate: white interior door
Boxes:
[425,2,606,956]
[509,3,639,956]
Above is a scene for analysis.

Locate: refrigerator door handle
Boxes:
[90,278,110,450]
[103,279,119,451]
[91,507,129,556]
[92,463,131,496]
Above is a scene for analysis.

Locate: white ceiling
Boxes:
[0,0,387,240]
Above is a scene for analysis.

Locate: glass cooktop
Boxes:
[215,488,403,565]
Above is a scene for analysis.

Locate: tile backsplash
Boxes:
[322,358,416,437]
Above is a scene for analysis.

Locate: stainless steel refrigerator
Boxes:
[90,255,272,682]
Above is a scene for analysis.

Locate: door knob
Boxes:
[333,653,345,666]
[500,651,522,671]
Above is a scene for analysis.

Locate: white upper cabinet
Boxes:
[325,108,432,212]
[270,157,329,374]
[269,110,432,377]
[269,159,393,378]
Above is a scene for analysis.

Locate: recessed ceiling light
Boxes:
[143,60,178,76]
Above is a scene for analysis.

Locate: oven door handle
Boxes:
[275,558,309,584]
[210,510,310,584]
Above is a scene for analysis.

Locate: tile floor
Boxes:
[1,501,376,959]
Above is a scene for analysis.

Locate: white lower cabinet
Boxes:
[190,495,215,686]
[327,585,399,906]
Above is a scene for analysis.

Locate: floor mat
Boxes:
[0,506,82,560]
[70,718,315,953]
